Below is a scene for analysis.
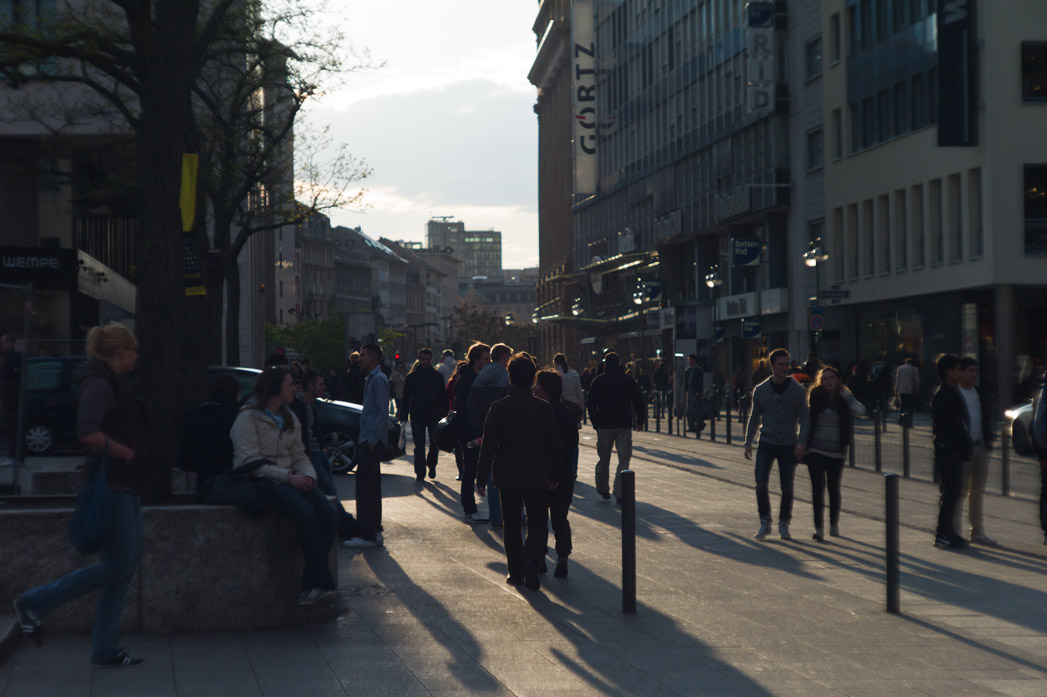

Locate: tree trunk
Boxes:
[224,259,242,366]
[132,1,205,502]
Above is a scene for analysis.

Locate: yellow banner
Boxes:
[180,154,199,233]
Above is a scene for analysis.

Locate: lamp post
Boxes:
[802,239,830,360]
[572,297,584,370]
[705,266,724,421]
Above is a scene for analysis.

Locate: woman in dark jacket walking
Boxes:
[804,367,865,540]
[14,323,149,667]
[455,343,490,522]
[477,354,561,591]
[533,369,578,578]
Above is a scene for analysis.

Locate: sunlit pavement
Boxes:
[2,424,1045,696]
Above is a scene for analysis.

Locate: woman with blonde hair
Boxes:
[14,322,149,667]
[804,366,865,540]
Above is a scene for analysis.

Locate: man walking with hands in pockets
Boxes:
[744,348,810,541]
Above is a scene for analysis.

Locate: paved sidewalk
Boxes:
[2,427,1045,696]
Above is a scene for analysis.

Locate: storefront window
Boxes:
[1022,42,1047,102]
[1025,164,1047,255]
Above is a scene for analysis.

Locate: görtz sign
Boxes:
[1,246,78,290]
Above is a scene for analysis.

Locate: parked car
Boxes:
[17,357,404,471]
[1005,400,1036,456]
[207,366,403,473]
[21,355,85,454]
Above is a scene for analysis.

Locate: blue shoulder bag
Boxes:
[69,440,112,555]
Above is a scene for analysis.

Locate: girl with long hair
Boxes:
[805,366,866,540]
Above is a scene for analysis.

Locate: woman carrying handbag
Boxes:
[13,323,149,667]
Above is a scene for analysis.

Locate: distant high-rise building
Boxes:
[426,218,502,278]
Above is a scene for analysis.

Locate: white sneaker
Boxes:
[778,522,792,540]
[298,588,336,606]
[970,532,997,546]
[829,524,840,537]
[754,521,771,540]
[341,537,377,549]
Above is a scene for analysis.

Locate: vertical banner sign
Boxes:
[746,1,775,116]
[937,0,978,146]
[572,0,597,195]
[180,154,206,297]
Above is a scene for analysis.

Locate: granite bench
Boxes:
[0,500,340,635]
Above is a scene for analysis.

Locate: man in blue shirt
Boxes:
[343,344,390,549]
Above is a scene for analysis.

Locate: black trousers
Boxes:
[356,441,384,540]
[548,477,575,558]
[935,458,963,539]
[459,443,479,515]
[499,486,548,580]
[805,452,844,530]
[410,416,439,478]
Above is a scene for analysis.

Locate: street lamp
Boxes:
[632,278,649,306]
[704,266,723,289]
[802,239,830,359]
[503,312,514,327]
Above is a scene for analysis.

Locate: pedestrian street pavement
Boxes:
[2,425,1045,696]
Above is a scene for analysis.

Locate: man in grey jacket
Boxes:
[744,348,810,540]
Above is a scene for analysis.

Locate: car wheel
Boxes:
[24,423,56,455]
[1012,419,1034,457]
[320,427,358,473]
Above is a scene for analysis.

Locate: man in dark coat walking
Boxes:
[398,348,448,481]
[931,354,972,549]
[586,352,645,503]
[477,353,561,591]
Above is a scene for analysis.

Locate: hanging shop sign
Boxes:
[571,0,597,194]
[745,1,776,116]
[1,246,77,291]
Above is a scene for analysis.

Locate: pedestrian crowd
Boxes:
[8,322,1047,670]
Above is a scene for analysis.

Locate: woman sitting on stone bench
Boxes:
[230,365,339,607]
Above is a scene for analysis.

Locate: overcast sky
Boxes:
[303,2,541,267]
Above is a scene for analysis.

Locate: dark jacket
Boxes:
[180,396,239,492]
[468,362,509,435]
[287,394,318,453]
[74,358,150,495]
[453,364,479,441]
[652,365,669,391]
[586,367,646,429]
[931,383,972,464]
[398,365,447,423]
[344,363,365,404]
[551,400,579,480]
[806,385,854,452]
[969,384,995,447]
[477,386,561,490]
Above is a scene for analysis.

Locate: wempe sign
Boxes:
[1,247,78,291]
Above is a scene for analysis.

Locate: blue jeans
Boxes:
[262,481,338,592]
[754,443,797,523]
[310,450,358,538]
[21,491,141,662]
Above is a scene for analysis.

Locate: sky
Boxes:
[302,2,541,267]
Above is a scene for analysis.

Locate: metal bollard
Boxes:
[872,408,880,435]
[874,411,882,473]
[902,415,910,478]
[621,469,636,615]
[655,392,661,433]
[881,408,888,434]
[725,392,733,445]
[1001,421,1010,497]
[885,473,900,614]
[710,410,717,442]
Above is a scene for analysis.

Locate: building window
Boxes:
[878,194,890,273]
[849,103,860,154]
[863,199,875,276]
[806,128,824,171]
[929,178,943,263]
[877,89,890,142]
[968,168,983,257]
[831,109,842,160]
[893,0,908,31]
[805,37,823,80]
[911,74,925,128]
[893,82,908,136]
[847,203,859,279]
[948,173,963,261]
[861,97,874,149]
[912,184,925,267]
[1024,165,1047,255]
[829,13,841,63]
[847,6,858,56]
[894,189,907,270]
[1023,43,1047,102]
[832,208,845,282]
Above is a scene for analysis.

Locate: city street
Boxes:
[3,424,1045,696]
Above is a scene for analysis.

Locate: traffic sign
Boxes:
[809,314,825,332]
[820,289,850,299]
